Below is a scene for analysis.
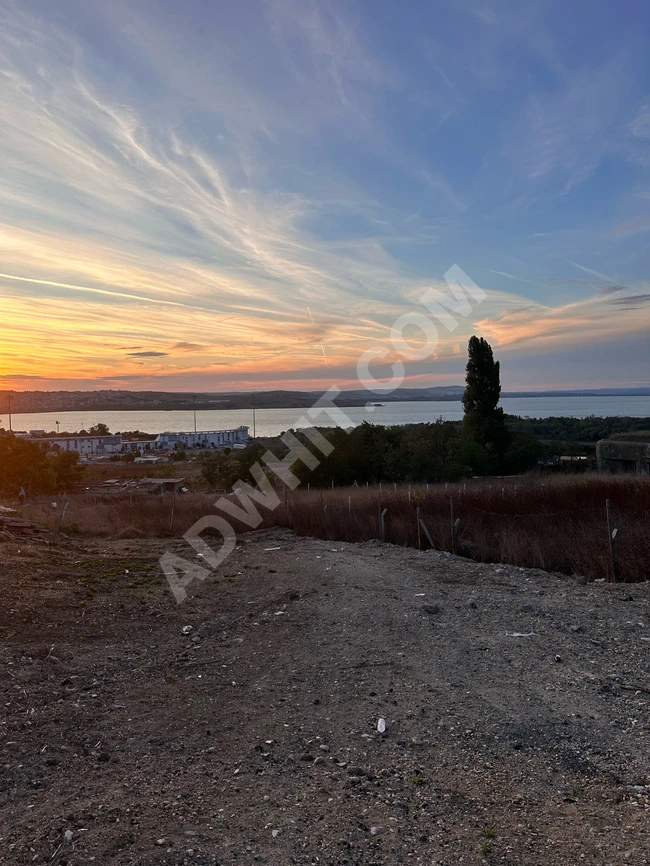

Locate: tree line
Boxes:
[0,435,85,495]
[200,337,545,488]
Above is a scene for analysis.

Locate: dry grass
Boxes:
[17,473,650,582]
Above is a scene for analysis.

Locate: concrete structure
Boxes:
[123,439,157,453]
[155,426,249,450]
[597,438,650,475]
[27,434,123,456]
[96,477,187,495]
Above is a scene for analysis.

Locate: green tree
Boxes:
[0,434,85,494]
[50,449,86,489]
[89,423,110,435]
[462,336,510,471]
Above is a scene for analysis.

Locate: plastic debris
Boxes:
[180,625,193,635]
[377,717,386,733]
[505,631,536,637]
[271,829,281,838]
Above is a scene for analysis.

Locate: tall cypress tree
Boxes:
[462,336,509,466]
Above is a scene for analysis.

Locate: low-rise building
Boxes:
[26,434,123,455]
[155,426,249,450]
[597,436,650,475]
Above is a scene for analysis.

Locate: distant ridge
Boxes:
[1,386,649,415]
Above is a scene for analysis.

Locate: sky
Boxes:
[1,0,650,393]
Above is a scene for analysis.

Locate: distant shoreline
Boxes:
[0,388,650,416]
[3,387,649,415]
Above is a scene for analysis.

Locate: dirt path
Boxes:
[1,530,649,865]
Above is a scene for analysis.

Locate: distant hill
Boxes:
[1,385,648,414]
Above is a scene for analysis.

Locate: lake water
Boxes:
[6,395,650,438]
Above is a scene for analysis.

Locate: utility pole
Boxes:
[56,420,60,435]
[193,395,197,434]
[7,393,12,432]
[252,392,256,439]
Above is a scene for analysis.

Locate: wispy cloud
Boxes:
[1,1,649,391]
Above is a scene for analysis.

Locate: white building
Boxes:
[155,426,249,450]
[28,434,123,455]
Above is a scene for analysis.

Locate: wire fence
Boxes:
[281,479,650,583]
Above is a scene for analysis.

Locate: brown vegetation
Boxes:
[15,472,650,583]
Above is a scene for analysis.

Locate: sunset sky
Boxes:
[1,0,650,392]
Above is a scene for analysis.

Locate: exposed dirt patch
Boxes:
[1,530,649,865]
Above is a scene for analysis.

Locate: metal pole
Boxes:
[606,499,616,581]
[450,497,455,554]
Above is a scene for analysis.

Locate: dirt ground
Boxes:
[1,529,649,865]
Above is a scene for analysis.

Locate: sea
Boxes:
[6,396,650,439]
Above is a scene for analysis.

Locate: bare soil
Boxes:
[1,529,649,865]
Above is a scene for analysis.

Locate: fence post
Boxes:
[416,506,421,550]
[606,499,617,581]
[418,517,435,550]
[380,508,387,542]
[450,497,454,552]
[58,501,70,533]
[452,518,460,555]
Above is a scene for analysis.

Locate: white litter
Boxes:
[181,625,193,635]
[264,547,281,551]
[505,631,536,638]
[377,717,386,733]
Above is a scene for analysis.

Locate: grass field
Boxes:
[18,472,650,582]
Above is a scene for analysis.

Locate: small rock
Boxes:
[271,829,281,838]
[313,756,325,765]
[421,604,441,615]
[64,830,73,842]
[377,718,386,733]
[370,826,381,836]
[519,604,535,613]
[156,838,166,846]
[555,654,562,663]
[180,626,193,635]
